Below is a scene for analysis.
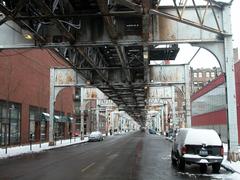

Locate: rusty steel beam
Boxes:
[0,3,46,42]
[32,0,75,43]
[142,0,152,42]
[192,0,202,25]
[115,0,143,13]
[76,66,144,70]
[77,48,108,82]
[115,46,132,82]
[209,0,221,32]
[150,9,226,35]
[96,0,118,40]
[0,0,27,25]
[114,0,143,13]
[96,0,131,81]
[14,11,141,20]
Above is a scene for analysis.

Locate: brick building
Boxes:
[0,49,75,146]
[191,67,222,93]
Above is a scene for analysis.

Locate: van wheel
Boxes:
[177,158,185,171]
[200,164,207,174]
[212,163,221,173]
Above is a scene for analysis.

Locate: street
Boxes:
[0,131,232,180]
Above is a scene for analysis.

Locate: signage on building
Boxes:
[54,69,76,86]
[54,68,86,86]
[150,65,185,83]
[148,86,172,98]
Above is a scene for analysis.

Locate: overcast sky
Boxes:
[173,0,240,69]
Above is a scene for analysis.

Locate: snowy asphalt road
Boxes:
[0,131,232,180]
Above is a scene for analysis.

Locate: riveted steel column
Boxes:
[49,68,55,146]
[185,64,191,128]
[96,99,100,131]
[223,5,239,155]
[161,107,164,133]
[172,86,176,129]
[80,87,84,140]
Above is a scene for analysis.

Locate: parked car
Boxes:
[140,126,146,132]
[171,128,224,173]
[149,129,156,134]
[88,131,104,142]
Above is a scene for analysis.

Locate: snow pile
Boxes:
[221,143,240,175]
[185,128,222,146]
[0,137,88,159]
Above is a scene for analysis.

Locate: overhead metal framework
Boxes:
[0,0,236,131]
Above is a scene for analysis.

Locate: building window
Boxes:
[206,72,210,78]
[0,101,21,146]
[198,72,202,78]
[194,82,198,85]
[211,72,215,78]
[193,72,197,78]
[29,106,46,142]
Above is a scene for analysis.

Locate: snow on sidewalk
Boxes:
[0,137,88,159]
[221,143,240,175]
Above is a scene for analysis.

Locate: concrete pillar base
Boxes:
[228,151,240,162]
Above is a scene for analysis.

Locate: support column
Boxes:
[80,87,84,140]
[185,64,191,128]
[172,86,176,129]
[105,108,108,136]
[161,107,164,133]
[49,68,55,146]
[223,5,239,157]
[96,99,99,131]
[164,102,168,133]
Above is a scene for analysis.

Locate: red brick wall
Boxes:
[192,109,227,126]
[0,49,74,144]
[235,61,240,144]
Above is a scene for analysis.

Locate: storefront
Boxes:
[29,106,48,143]
[0,101,21,146]
[54,115,72,139]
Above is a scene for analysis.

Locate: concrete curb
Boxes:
[221,163,237,173]
[0,138,89,160]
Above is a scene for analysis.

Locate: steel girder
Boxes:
[0,0,230,124]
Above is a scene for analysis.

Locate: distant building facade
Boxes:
[191,67,222,93]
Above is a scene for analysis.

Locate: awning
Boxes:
[41,113,73,122]
[41,112,50,121]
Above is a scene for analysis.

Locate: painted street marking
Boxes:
[81,162,95,173]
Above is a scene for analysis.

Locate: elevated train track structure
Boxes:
[0,0,238,152]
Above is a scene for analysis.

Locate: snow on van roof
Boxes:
[184,128,222,146]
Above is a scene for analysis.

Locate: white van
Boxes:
[171,128,223,173]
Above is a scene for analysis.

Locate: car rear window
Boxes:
[186,145,222,155]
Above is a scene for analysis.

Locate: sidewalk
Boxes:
[221,143,240,175]
[0,136,88,159]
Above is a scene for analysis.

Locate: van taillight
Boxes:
[181,146,187,154]
[220,146,224,156]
